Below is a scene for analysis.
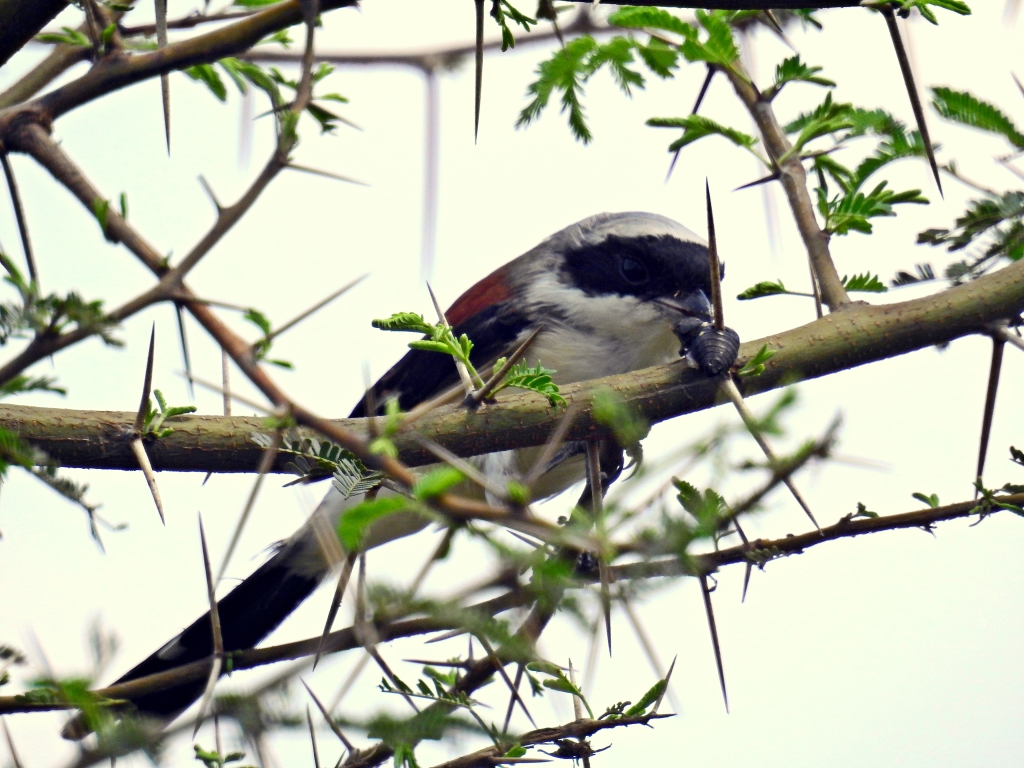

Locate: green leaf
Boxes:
[493,361,565,406]
[623,678,666,716]
[243,308,272,336]
[517,36,600,144]
[680,10,739,71]
[36,27,90,47]
[542,676,594,719]
[647,114,757,154]
[408,340,451,354]
[607,6,691,36]
[932,87,1024,149]
[851,501,878,520]
[184,63,228,102]
[118,192,128,220]
[337,496,411,552]
[912,492,940,508]
[842,273,887,293]
[736,279,791,300]
[412,467,465,500]
[737,344,775,378]
[491,0,536,52]
[767,55,835,99]
[373,312,434,334]
[592,389,648,447]
[893,0,970,25]
[91,198,110,237]
[673,479,727,537]
[918,191,1024,263]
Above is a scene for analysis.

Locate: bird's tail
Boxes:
[61,537,324,739]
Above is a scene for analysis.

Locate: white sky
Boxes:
[1,2,1023,767]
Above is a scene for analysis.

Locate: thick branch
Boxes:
[724,70,849,310]
[0,0,356,130]
[2,258,1023,472]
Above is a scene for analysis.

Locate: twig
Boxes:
[586,441,612,656]
[879,4,942,197]
[306,705,322,768]
[1,718,24,768]
[427,281,476,394]
[155,0,170,153]
[721,65,849,310]
[264,274,368,344]
[718,377,820,531]
[975,334,1005,486]
[468,326,544,406]
[0,152,38,286]
[216,426,283,582]
[193,513,225,737]
[302,679,356,752]
[315,553,356,669]
[698,574,728,713]
[474,0,484,142]
[130,326,165,524]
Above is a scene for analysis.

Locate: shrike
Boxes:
[70,211,739,733]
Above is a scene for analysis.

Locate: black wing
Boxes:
[350,301,529,417]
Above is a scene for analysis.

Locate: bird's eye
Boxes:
[620,257,648,284]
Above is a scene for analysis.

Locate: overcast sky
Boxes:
[1,2,1023,767]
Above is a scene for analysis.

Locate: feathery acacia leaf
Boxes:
[931,87,1024,148]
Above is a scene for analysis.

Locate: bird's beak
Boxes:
[658,290,713,323]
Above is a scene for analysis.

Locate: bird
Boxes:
[66,211,738,736]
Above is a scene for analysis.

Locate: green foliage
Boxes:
[842,273,887,293]
[337,496,413,551]
[374,311,485,388]
[491,0,536,52]
[646,115,759,157]
[622,678,666,717]
[516,34,678,143]
[184,63,228,101]
[242,308,292,369]
[970,478,1024,518]
[764,55,835,100]
[918,191,1024,265]
[183,55,352,137]
[36,27,90,47]
[674,479,727,539]
[737,344,775,378]
[193,745,252,768]
[736,279,793,301]
[141,389,196,438]
[848,501,878,520]
[678,10,741,71]
[526,663,594,718]
[607,6,690,36]
[489,358,565,406]
[891,262,936,287]
[0,259,121,347]
[931,87,1024,148]
[592,389,648,448]
[912,491,940,508]
[890,0,971,25]
[412,467,465,500]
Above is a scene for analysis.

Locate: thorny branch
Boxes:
[0,492,1013,719]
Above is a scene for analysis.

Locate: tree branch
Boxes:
[2,259,1022,473]
[723,68,850,310]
